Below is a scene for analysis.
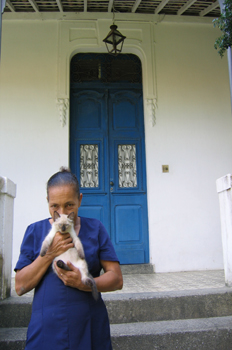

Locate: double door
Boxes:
[70,85,149,264]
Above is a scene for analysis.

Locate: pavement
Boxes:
[11,269,227,298]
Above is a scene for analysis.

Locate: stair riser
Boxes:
[120,264,154,275]
[1,292,232,327]
[0,341,25,350]
[112,329,232,350]
[0,303,31,328]
[1,329,232,350]
[106,292,232,324]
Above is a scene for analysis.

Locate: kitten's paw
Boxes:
[56,260,71,271]
[56,260,65,269]
[40,249,46,257]
[77,248,85,260]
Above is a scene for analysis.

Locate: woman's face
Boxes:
[47,184,83,223]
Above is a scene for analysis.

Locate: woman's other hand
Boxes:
[15,233,74,296]
[46,232,74,260]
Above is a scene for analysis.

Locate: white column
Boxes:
[218,0,232,111]
[0,176,16,299]
[216,174,232,286]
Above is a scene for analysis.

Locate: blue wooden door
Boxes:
[70,86,149,264]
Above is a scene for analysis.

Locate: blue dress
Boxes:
[15,217,119,350]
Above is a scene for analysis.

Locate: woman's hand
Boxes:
[54,260,123,293]
[46,232,74,260]
[54,261,90,291]
[15,233,74,296]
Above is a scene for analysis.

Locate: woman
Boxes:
[15,167,123,350]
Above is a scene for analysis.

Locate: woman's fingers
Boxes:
[55,261,83,289]
[47,232,74,258]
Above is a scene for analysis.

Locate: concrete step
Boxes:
[111,316,232,350]
[0,328,26,350]
[103,287,232,324]
[0,296,32,328]
[105,288,232,324]
[120,264,154,275]
[1,316,232,350]
[1,288,232,327]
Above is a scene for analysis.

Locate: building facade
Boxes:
[1,11,232,273]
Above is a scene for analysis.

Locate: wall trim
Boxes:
[56,97,69,127]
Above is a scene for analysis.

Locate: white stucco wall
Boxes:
[148,22,232,272]
[0,20,69,271]
[0,14,231,273]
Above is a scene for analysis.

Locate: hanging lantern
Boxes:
[103,24,126,56]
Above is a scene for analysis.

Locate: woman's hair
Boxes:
[47,167,80,199]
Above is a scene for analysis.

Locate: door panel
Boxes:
[79,205,104,223]
[70,87,149,264]
[111,194,149,263]
[74,91,104,131]
[115,205,142,243]
[70,89,110,231]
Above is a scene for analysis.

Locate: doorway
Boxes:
[70,53,149,264]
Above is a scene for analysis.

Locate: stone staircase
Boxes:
[1,268,232,349]
[108,288,232,349]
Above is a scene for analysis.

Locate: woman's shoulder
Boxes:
[79,216,105,235]
[80,216,101,226]
[26,218,51,234]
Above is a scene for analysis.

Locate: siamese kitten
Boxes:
[40,211,98,300]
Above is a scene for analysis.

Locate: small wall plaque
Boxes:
[162,165,169,173]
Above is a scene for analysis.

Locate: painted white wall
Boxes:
[0,20,70,271]
[0,15,231,274]
[147,22,232,272]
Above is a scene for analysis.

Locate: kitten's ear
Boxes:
[68,212,75,221]
[53,211,60,221]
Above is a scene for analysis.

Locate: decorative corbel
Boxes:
[146,98,157,127]
[56,98,69,127]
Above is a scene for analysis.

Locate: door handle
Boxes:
[110,181,114,186]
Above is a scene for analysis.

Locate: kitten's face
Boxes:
[53,212,74,234]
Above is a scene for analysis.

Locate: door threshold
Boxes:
[120,264,154,275]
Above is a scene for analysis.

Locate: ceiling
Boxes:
[4,0,221,18]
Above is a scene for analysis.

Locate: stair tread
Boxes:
[2,286,232,303]
[2,288,232,327]
[0,327,27,341]
[1,316,232,340]
[110,316,232,336]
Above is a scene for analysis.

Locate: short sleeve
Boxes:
[14,219,51,272]
[98,222,119,263]
[14,224,37,271]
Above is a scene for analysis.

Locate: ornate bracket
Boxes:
[56,98,69,127]
[146,98,157,127]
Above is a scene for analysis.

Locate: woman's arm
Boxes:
[55,260,123,293]
[15,232,74,296]
[15,254,54,296]
[96,260,123,292]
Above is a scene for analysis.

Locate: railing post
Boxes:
[216,174,232,286]
[0,176,16,299]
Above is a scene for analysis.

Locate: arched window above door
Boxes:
[70,53,142,84]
